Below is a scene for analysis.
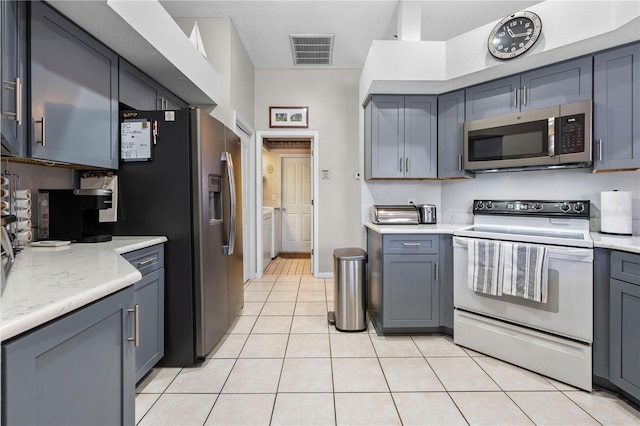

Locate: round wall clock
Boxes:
[488,11,542,60]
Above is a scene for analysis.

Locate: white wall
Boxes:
[255,69,362,274]
[174,18,255,129]
[441,169,640,234]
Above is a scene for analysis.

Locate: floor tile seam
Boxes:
[372,340,403,422]
[135,392,164,426]
[468,354,513,392]
[422,356,459,394]
[500,390,561,425]
[441,390,472,426]
[507,390,605,425]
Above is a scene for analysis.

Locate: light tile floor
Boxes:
[136,273,640,425]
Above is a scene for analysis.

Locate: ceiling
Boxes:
[160,0,544,69]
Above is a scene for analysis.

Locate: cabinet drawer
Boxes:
[611,251,640,286]
[383,235,439,255]
[122,244,164,275]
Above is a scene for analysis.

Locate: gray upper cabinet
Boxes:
[30,1,118,169]
[119,58,162,110]
[1,0,27,157]
[437,90,473,179]
[593,43,640,171]
[365,95,437,179]
[2,287,135,425]
[119,58,188,111]
[465,57,592,121]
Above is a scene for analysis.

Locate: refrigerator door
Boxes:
[192,109,229,357]
[225,128,244,320]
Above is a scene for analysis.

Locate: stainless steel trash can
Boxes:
[329,247,367,332]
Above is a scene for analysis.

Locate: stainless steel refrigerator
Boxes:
[109,108,243,366]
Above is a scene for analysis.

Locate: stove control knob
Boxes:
[485,201,493,210]
[533,203,543,211]
[560,203,571,212]
[573,202,585,213]
[475,201,485,210]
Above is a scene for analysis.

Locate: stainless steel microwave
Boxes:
[463,100,592,172]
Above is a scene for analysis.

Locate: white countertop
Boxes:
[1,236,167,342]
[591,233,640,254]
[365,222,471,234]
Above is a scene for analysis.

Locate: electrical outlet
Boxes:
[408,198,416,205]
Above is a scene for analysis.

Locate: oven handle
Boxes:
[453,237,592,261]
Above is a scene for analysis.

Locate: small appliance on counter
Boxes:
[601,190,633,235]
[416,204,437,224]
[372,205,419,224]
[38,189,113,243]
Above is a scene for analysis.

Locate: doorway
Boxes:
[281,154,312,253]
[255,130,319,277]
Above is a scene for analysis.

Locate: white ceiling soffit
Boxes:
[160,0,545,69]
[290,34,334,65]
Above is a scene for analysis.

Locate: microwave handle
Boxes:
[547,118,555,157]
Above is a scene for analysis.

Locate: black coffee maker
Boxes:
[38,189,113,243]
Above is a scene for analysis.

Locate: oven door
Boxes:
[453,236,593,343]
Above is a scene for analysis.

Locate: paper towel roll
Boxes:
[601,190,632,235]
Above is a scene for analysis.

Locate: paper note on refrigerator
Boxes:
[121,121,152,161]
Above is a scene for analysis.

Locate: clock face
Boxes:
[488,11,542,60]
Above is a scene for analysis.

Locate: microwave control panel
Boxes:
[558,114,585,154]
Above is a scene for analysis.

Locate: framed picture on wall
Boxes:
[269,106,309,128]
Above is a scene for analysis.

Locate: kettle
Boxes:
[416,204,437,224]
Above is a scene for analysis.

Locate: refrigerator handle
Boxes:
[221,151,236,255]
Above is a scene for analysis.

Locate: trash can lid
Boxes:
[333,247,367,261]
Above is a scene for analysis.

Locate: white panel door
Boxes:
[281,156,311,253]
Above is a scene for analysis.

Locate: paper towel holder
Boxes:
[600,189,633,236]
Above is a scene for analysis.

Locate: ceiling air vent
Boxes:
[290,34,334,66]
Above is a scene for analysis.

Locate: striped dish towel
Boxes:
[468,239,502,296]
[501,242,548,303]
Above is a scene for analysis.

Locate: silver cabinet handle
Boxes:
[221,151,236,255]
[2,78,22,124]
[405,157,409,173]
[36,117,46,147]
[128,304,140,347]
[597,139,603,161]
[434,262,439,282]
[522,85,527,106]
[402,242,421,246]
[512,88,518,108]
[137,257,158,268]
[399,157,403,173]
[458,154,463,171]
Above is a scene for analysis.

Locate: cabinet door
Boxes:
[439,235,454,331]
[404,95,437,178]
[610,278,640,400]
[161,88,188,110]
[465,75,520,121]
[593,43,640,171]
[30,2,118,169]
[1,0,27,156]
[134,268,165,382]
[438,90,473,178]
[2,287,135,425]
[369,95,404,178]
[382,254,439,328]
[119,58,161,110]
[520,56,592,111]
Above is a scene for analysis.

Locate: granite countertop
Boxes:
[1,236,167,342]
[591,233,640,254]
[365,222,472,234]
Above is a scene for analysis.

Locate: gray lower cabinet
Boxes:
[365,95,437,179]
[368,231,446,334]
[122,244,165,383]
[30,1,118,169]
[119,58,188,111]
[465,57,592,121]
[609,251,640,402]
[439,235,454,332]
[593,42,640,171]
[437,89,473,179]
[1,287,136,426]
[1,0,27,157]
